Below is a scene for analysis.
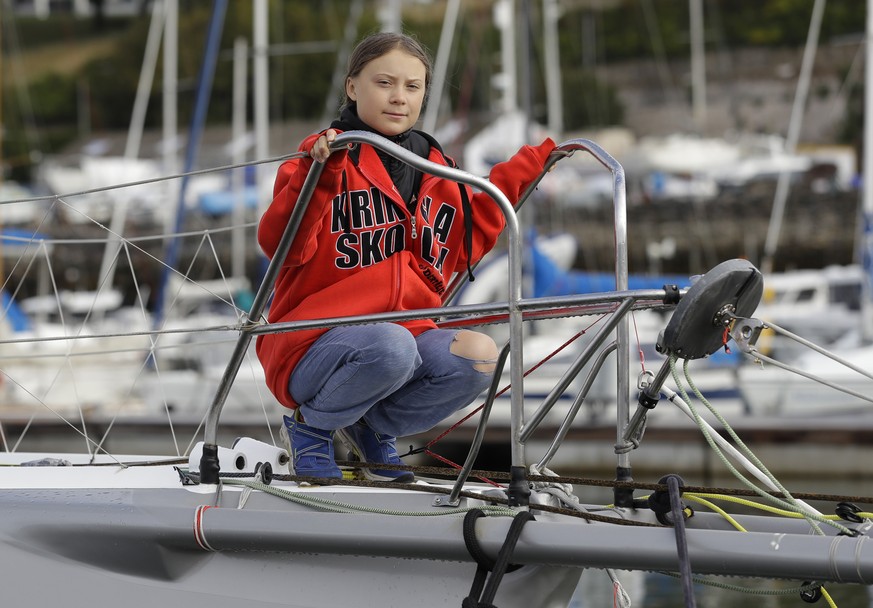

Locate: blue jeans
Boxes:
[289,324,493,437]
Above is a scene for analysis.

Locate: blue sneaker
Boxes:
[336,421,414,483]
[283,412,342,479]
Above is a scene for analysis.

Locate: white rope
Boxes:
[221,478,519,518]
[669,356,851,536]
[606,569,633,608]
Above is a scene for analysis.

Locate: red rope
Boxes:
[193,505,215,551]
[426,313,608,450]
[420,313,616,480]
[423,449,504,487]
[631,312,647,374]
[420,308,654,492]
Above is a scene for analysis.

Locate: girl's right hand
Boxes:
[310,129,338,163]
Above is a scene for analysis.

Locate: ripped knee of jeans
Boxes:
[450,330,499,374]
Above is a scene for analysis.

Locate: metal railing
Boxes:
[199,132,642,489]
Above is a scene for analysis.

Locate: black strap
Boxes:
[653,474,697,608]
[463,509,492,607]
[462,509,535,608]
[463,509,496,570]
[459,183,475,282]
[339,170,350,233]
[421,137,475,283]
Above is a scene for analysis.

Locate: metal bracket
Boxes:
[729,317,766,354]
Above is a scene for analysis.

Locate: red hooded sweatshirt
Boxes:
[257,130,556,409]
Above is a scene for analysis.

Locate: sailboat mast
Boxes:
[689,0,706,133]
[253,0,269,215]
[862,0,873,340]
[163,0,179,234]
[543,0,563,136]
[760,0,825,276]
[231,37,248,282]
[0,15,3,172]
[495,0,518,114]
[422,0,461,134]
[97,0,166,290]
[154,0,228,324]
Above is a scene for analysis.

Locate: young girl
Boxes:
[257,32,556,480]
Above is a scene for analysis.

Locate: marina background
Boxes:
[2,3,873,606]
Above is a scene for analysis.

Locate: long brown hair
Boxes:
[342,32,433,108]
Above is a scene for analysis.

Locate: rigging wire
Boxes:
[0,163,280,456]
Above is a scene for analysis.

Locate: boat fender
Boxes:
[461,509,536,608]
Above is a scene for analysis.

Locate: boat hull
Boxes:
[2,457,873,607]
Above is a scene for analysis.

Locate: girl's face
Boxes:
[346,49,427,136]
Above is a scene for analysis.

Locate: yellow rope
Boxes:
[822,586,837,608]
[683,495,747,531]
[681,491,849,607]
[688,492,873,521]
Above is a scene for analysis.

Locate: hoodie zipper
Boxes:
[409,193,418,239]
[360,154,418,240]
